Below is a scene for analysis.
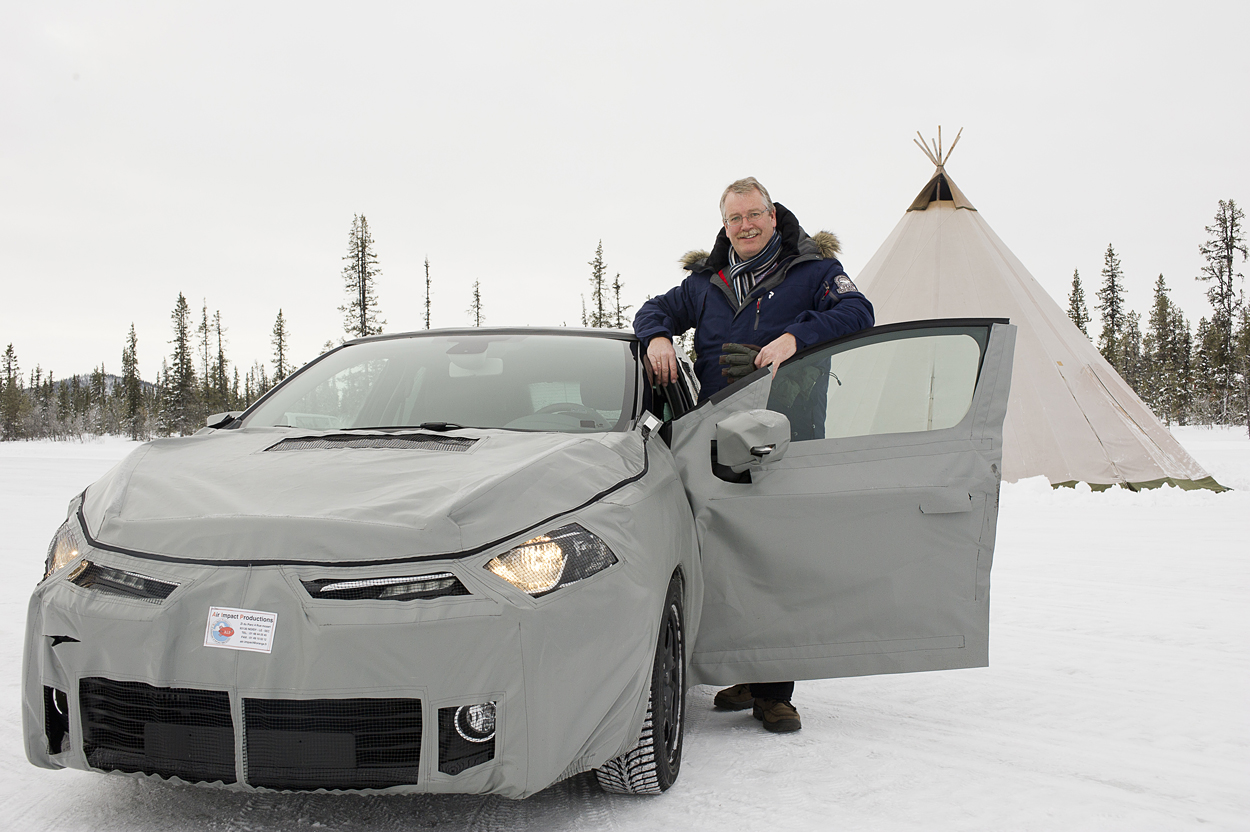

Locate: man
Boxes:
[633,177,873,733]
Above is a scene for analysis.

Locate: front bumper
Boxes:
[23,513,660,798]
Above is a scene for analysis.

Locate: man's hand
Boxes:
[755,333,797,374]
[646,336,679,386]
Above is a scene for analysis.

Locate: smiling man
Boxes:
[633,176,874,732]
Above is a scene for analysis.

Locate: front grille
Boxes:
[243,698,421,790]
[79,678,235,784]
[70,562,179,603]
[301,572,471,602]
[265,435,477,453]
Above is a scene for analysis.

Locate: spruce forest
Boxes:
[1,220,633,441]
[3,202,1247,441]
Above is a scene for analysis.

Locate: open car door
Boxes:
[671,319,1016,686]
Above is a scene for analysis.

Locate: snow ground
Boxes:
[0,429,1246,831]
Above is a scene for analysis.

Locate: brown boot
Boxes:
[713,683,754,711]
[753,699,801,733]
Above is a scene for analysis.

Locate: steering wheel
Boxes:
[535,402,604,419]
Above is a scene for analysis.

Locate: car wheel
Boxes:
[595,572,684,795]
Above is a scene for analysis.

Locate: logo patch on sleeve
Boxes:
[834,275,858,294]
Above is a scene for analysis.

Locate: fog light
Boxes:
[455,702,496,743]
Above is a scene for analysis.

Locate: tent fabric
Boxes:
[857,170,1220,490]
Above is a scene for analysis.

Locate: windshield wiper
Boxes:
[340,422,470,432]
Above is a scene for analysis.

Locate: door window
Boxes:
[767,325,989,441]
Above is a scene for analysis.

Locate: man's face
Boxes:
[722,191,777,260]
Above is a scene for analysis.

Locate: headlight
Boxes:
[484,523,617,596]
[44,521,83,581]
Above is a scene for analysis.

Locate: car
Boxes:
[25,319,1016,798]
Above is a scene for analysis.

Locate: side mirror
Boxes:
[715,409,791,473]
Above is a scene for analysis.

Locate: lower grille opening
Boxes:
[244,698,421,790]
[438,703,496,775]
[44,686,70,754]
[79,678,235,784]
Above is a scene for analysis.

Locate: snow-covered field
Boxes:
[1,429,1246,831]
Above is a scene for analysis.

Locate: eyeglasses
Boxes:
[723,210,770,228]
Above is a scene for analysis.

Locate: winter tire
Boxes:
[595,572,684,795]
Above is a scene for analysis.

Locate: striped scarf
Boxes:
[727,229,783,305]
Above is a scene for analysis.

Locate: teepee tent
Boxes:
[856,130,1222,490]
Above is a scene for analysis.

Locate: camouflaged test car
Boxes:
[26,321,1014,797]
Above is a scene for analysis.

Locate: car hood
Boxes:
[80,427,647,564]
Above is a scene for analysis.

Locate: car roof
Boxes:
[345,326,639,346]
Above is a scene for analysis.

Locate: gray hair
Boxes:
[720,177,775,217]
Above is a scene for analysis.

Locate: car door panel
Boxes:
[672,321,1015,687]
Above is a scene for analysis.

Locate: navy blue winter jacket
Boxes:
[634,203,874,400]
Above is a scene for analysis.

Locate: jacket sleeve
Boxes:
[783,262,875,350]
[633,274,701,346]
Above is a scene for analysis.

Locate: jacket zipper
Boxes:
[754,298,761,331]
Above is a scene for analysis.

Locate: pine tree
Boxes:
[340,214,385,338]
[120,323,145,440]
[1173,303,1194,422]
[586,241,609,328]
[69,375,84,426]
[467,280,484,326]
[1096,244,1127,369]
[197,301,212,405]
[1118,311,1145,395]
[166,293,199,435]
[1191,317,1219,424]
[211,311,229,413]
[424,256,432,330]
[1196,199,1246,422]
[272,309,291,382]
[1144,275,1187,423]
[1067,269,1091,336]
[1,343,24,440]
[56,374,71,423]
[88,363,108,435]
[611,272,631,329]
[1235,307,1250,437]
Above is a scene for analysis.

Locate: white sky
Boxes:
[3,1,1248,383]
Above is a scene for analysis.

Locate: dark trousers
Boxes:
[749,681,794,701]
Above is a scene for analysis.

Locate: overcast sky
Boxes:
[3,1,1248,383]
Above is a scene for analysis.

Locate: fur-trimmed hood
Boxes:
[679,202,840,272]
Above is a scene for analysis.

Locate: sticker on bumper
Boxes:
[204,606,278,653]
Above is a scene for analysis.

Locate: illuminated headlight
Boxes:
[484,523,617,596]
[43,521,83,581]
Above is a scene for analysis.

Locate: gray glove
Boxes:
[719,343,762,381]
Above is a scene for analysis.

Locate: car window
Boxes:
[767,326,989,442]
[246,334,636,433]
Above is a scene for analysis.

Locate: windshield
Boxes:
[245,333,637,433]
